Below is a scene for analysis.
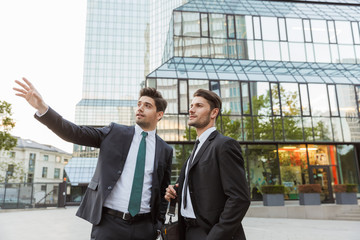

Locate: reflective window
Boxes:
[253,116,273,141]
[157,79,178,114]
[219,116,243,141]
[356,86,360,115]
[327,20,337,44]
[174,11,182,36]
[189,80,208,103]
[209,14,226,38]
[308,84,330,116]
[335,21,353,44]
[311,20,328,43]
[283,117,304,141]
[201,13,209,37]
[337,145,359,185]
[241,82,251,115]
[253,16,262,40]
[210,81,220,96]
[314,44,331,63]
[312,117,333,141]
[327,85,339,116]
[303,19,312,43]
[220,81,241,114]
[236,15,252,40]
[261,17,278,41]
[264,42,281,61]
[182,12,200,37]
[179,80,188,114]
[278,18,287,41]
[273,116,284,141]
[289,43,306,62]
[183,37,200,57]
[351,22,360,45]
[305,43,315,62]
[336,85,357,117]
[243,116,253,141]
[286,18,304,42]
[250,82,271,116]
[278,144,308,199]
[280,83,301,116]
[246,145,280,195]
[331,118,343,142]
[271,83,281,116]
[338,45,356,64]
[302,117,314,141]
[227,15,235,39]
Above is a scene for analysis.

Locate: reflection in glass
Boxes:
[273,116,284,141]
[209,14,226,38]
[243,116,253,141]
[174,11,182,36]
[337,145,360,185]
[235,15,249,39]
[210,81,220,96]
[182,12,200,37]
[289,43,306,62]
[201,13,209,37]
[271,83,281,116]
[278,144,308,199]
[351,22,360,44]
[264,42,281,61]
[227,15,235,38]
[242,82,251,115]
[312,117,332,141]
[283,117,303,141]
[338,45,356,64]
[330,44,339,63]
[250,82,271,116]
[189,80,208,102]
[331,117,343,142]
[308,84,330,116]
[305,43,315,62]
[311,20,328,43]
[183,37,201,57]
[221,81,241,114]
[280,42,289,61]
[255,40,264,60]
[201,37,210,57]
[253,116,273,141]
[327,20,337,44]
[336,85,357,117]
[253,16,261,40]
[261,17,278,41]
[157,115,179,141]
[210,38,227,58]
[327,85,339,116]
[157,78,177,114]
[314,44,331,63]
[280,83,301,116]
[303,19,312,43]
[286,18,304,42]
[247,145,280,200]
[219,115,243,141]
[341,117,360,142]
[179,80,188,114]
[335,21,353,44]
[302,117,314,141]
[278,18,287,41]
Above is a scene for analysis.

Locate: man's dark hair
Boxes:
[139,87,167,112]
[193,89,222,119]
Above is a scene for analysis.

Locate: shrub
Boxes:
[334,184,358,193]
[261,185,285,194]
[298,184,321,193]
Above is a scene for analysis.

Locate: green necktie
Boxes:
[128,131,148,216]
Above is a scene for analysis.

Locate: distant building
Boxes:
[0,137,71,184]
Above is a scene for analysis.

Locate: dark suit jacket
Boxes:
[35,107,173,227]
[177,131,250,240]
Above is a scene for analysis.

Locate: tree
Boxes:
[0,100,17,151]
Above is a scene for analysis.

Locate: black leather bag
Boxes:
[161,216,179,240]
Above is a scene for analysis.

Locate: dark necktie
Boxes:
[128,131,148,216]
[183,139,200,209]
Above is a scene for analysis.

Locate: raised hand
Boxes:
[13,77,48,114]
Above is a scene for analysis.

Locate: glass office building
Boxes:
[147,0,360,202]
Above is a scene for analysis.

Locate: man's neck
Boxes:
[196,124,215,138]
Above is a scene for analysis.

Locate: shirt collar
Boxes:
[135,124,156,137]
[197,127,216,143]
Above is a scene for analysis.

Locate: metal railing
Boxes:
[0,182,66,209]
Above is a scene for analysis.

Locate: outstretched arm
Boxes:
[13,77,48,114]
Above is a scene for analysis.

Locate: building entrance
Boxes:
[309,166,334,203]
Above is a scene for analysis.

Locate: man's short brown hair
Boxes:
[193,89,222,119]
[139,87,167,112]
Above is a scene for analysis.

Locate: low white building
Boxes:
[0,136,71,184]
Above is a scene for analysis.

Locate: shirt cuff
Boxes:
[35,107,49,117]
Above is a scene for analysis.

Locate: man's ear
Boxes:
[157,111,164,121]
[210,108,219,120]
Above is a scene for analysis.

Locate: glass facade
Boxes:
[147,0,360,201]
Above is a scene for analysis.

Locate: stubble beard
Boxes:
[136,119,151,129]
[188,114,211,129]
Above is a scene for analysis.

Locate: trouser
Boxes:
[184,218,207,240]
[90,211,158,240]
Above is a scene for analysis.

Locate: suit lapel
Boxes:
[189,130,218,171]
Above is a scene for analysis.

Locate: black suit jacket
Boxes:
[177,131,250,240]
[35,107,173,227]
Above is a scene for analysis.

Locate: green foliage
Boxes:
[261,185,285,194]
[0,100,17,151]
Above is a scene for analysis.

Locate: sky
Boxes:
[0,0,87,153]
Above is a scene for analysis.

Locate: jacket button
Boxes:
[107,186,112,190]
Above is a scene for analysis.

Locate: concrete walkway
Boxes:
[0,207,359,240]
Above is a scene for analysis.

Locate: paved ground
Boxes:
[0,207,359,240]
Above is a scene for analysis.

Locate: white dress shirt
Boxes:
[104,124,156,213]
[181,127,216,218]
